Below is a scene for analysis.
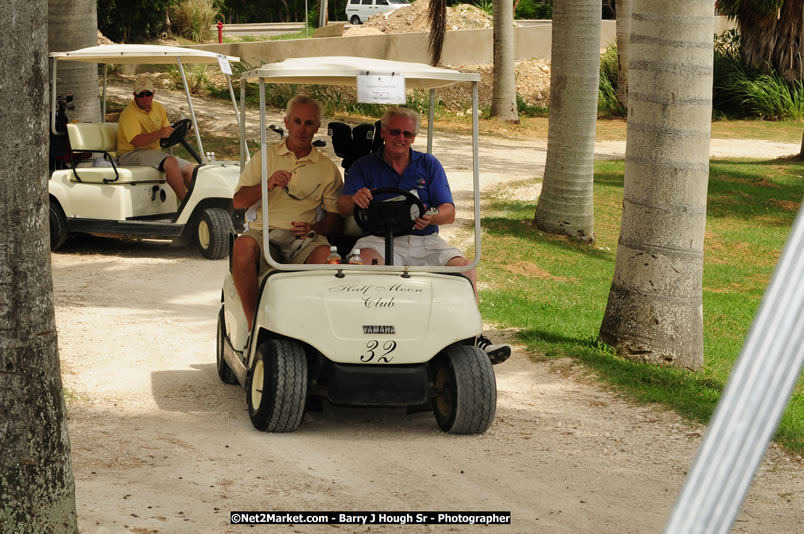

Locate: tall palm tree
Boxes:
[491,0,519,122]
[48,0,100,123]
[599,0,716,370]
[0,0,78,531]
[616,0,633,108]
[533,0,600,241]
[717,0,803,81]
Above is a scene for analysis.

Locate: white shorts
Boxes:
[352,234,464,266]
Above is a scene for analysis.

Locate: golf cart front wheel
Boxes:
[247,339,308,432]
[432,345,497,434]
[196,207,231,260]
[216,307,238,385]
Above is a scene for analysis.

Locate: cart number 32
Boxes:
[360,340,397,362]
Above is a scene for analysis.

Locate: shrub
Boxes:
[598,44,623,115]
[712,29,804,120]
[170,0,218,43]
[515,0,552,19]
[167,64,211,93]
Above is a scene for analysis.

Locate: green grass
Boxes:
[477,158,804,455]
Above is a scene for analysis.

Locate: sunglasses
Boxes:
[284,182,320,201]
[135,91,154,97]
[386,128,415,139]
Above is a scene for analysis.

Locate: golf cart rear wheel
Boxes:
[216,307,238,385]
[247,339,308,432]
[49,199,68,251]
[196,207,231,260]
[432,345,497,434]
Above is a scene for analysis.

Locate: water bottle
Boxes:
[348,248,363,265]
[326,245,341,264]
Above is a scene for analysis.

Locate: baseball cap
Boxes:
[133,77,155,95]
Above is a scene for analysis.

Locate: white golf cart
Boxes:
[48,44,242,259]
[217,56,495,434]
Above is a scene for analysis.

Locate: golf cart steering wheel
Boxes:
[160,118,192,148]
[353,187,426,237]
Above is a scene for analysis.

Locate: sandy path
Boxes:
[53,243,802,533]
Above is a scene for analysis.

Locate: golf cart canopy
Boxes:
[49,44,239,65]
[240,56,479,89]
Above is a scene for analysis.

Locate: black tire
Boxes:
[350,15,361,25]
[49,199,68,251]
[216,307,238,385]
[432,345,497,434]
[196,207,232,260]
[247,339,308,432]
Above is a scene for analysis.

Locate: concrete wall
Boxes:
[191,21,617,67]
[190,16,735,68]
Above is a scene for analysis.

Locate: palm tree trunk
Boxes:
[491,0,519,122]
[0,0,78,531]
[616,0,633,108]
[48,0,100,123]
[736,0,803,82]
[533,0,600,241]
[599,0,715,370]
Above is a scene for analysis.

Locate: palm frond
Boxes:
[428,0,447,66]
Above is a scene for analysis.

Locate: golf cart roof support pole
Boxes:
[226,74,241,136]
[259,78,277,270]
[175,57,207,162]
[665,205,804,534]
[239,78,248,167]
[427,89,435,154]
[50,59,59,135]
[471,80,481,268]
[102,65,108,122]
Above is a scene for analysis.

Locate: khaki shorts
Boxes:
[118,149,193,171]
[352,234,464,266]
[240,228,332,274]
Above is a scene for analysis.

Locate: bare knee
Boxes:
[306,245,332,264]
[232,237,259,274]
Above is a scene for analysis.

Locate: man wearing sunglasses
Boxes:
[231,95,343,332]
[337,107,511,365]
[116,76,196,201]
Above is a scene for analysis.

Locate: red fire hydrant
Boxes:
[217,21,223,44]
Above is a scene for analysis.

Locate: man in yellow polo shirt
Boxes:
[117,76,196,201]
[231,95,343,331]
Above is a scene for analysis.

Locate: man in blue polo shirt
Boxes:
[337,106,510,364]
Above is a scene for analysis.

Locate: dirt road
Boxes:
[54,241,802,534]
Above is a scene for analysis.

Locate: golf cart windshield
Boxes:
[49,44,241,164]
[239,56,481,274]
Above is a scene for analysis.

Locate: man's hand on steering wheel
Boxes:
[352,187,374,209]
[159,118,192,148]
[413,212,433,230]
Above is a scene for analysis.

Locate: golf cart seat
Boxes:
[327,120,382,172]
[65,122,162,184]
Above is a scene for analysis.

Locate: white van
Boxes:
[345,0,411,25]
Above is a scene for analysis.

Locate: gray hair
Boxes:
[285,95,322,123]
[380,106,421,135]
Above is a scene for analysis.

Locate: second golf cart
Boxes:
[217,56,497,434]
[48,44,242,259]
